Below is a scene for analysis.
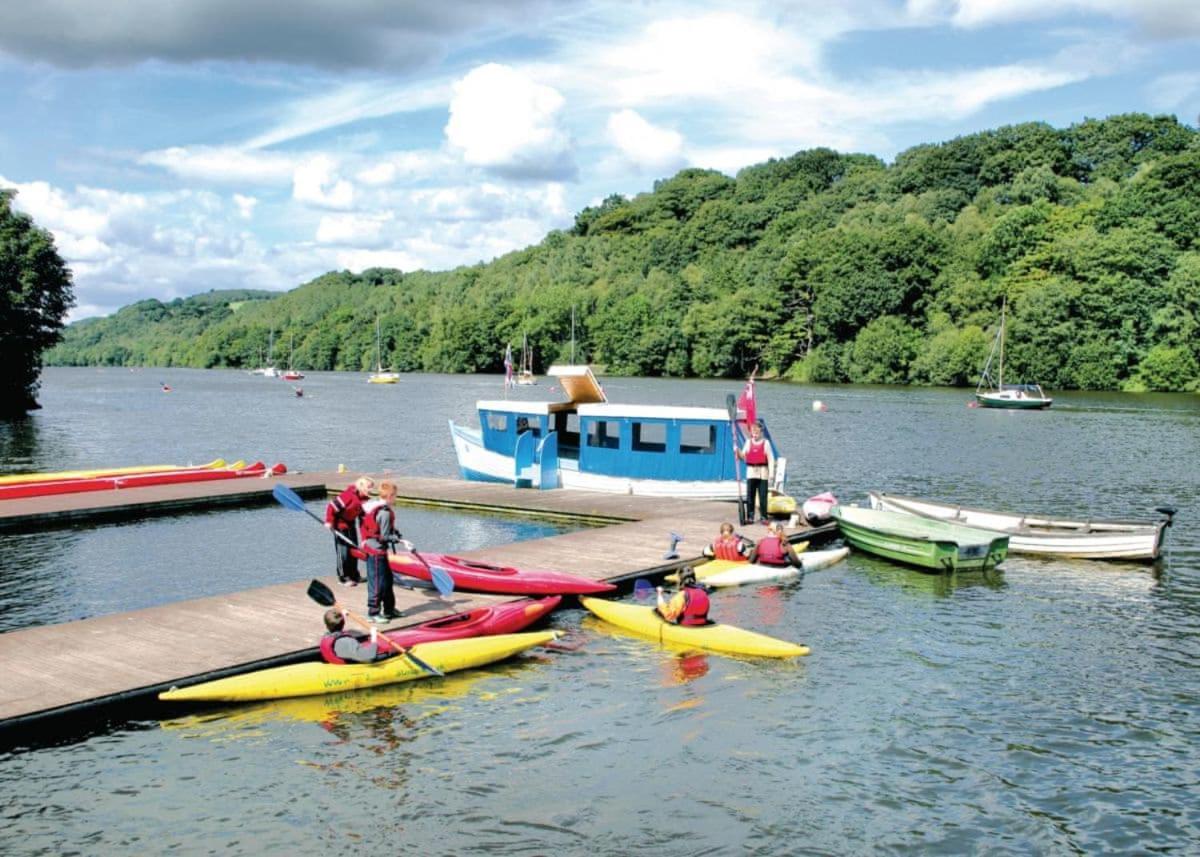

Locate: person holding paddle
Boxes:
[319,608,395,664]
[360,479,405,623]
[325,476,374,586]
[656,567,711,626]
[735,420,774,525]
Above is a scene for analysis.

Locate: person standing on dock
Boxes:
[360,480,403,623]
[325,476,374,586]
[736,420,774,525]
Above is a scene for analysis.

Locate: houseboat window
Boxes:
[486,413,508,432]
[585,420,621,449]
[515,416,541,438]
[680,424,716,454]
[554,412,581,448]
[631,422,667,453]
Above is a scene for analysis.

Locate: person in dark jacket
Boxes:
[360,480,403,623]
[319,609,395,664]
[325,476,374,585]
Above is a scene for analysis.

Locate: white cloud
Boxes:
[315,212,393,246]
[138,145,297,184]
[944,0,1200,37]
[232,194,258,219]
[292,155,355,209]
[334,248,421,272]
[444,63,575,179]
[606,109,686,173]
[1147,71,1200,110]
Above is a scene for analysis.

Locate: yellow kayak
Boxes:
[580,597,809,658]
[159,631,557,702]
[0,458,226,486]
[768,490,797,515]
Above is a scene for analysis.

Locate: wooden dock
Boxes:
[0,475,834,734]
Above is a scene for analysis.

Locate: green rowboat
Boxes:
[832,505,1009,572]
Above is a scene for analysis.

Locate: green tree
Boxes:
[0,189,75,415]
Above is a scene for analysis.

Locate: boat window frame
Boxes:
[585,419,622,450]
[631,421,667,453]
[679,423,717,455]
[485,412,509,433]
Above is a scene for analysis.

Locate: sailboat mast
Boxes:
[571,306,576,364]
[998,297,1006,389]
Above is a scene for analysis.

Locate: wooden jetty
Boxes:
[0,474,835,734]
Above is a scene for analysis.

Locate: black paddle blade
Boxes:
[272,483,306,511]
[306,579,336,607]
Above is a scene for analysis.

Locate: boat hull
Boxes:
[696,548,851,587]
[159,631,557,702]
[0,461,281,501]
[389,552,616,595]
[833,505,1008,572]
[869,492,1167,561]
[975,392,1052,409]
[581,597,809,658]
[0,458,225,487]
[381,596,561,648]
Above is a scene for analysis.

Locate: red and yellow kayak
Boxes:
[378,596,561,650]
[0,458,226,486]
[388,552,616,595]
[0,460,285,501]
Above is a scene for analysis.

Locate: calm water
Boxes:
[1,368,1198,855]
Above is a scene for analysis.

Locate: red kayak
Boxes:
[381,595,561,649]
[0,461,286,500]
[389,553,616,595]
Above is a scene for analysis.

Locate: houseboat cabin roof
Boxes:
[546,364,606,404]
[577,403,730,422]
[476,400,576,415]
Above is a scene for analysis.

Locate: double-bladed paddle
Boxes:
[272,483,455,596]
[306,579,444,677]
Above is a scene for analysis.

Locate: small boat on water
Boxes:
[974,298,1052,409]
[449,364,783,499]
[693,548,851,588]
[159,631,557,702]
[516,333,536,385]
[868,492,1174,562]
[368,316,400,384]
[379,596,561,648]
[832,504,1009,572]
[388,552,616,595]
[581,597,810,658]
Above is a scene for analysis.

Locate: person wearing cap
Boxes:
[325,476,374,586]
[656,567,711,626]
[749,521,804,568]
[317,609,395,664]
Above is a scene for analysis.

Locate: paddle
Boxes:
[306,579,444,677]
[273,483,454,596]
[726,394,747,525]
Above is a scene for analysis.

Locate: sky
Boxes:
[1,1,1198,320]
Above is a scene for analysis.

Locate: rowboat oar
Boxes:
[273,483,454,596]
[305,579,443,677]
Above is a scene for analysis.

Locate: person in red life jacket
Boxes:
[656,567,712,626]
[360,480,404,624]
[749,522,804,568]
[325,476,374,586]
[702,521,751,562]
[735,420,775,525]
[318,608,396,664]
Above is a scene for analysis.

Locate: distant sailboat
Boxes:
[368,317,399,384]
[282,333,304,381]
[516,333,536,385]
[252,328,280,377]
[974,298,1052,409]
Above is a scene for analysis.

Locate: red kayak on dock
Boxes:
[388,553,616,595]
[380,595,562,649]
[0,461,286,501]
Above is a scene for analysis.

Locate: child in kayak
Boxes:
[318,609,395,664]
[749,522,804,568]
[702,522,751,562]
[656,567,712,626]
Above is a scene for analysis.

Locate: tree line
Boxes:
[47,113,1200,392]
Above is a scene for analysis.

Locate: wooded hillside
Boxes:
[48,113,1200,392]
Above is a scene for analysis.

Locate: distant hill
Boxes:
[48,113,1200,391]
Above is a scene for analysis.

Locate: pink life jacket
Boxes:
[755,535,787,566]
[745,438,768,466]
[679,586,711,626]
[713,536,747,562]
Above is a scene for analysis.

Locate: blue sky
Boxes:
[1,0,1198,320]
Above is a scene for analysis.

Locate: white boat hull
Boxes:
[450,421,742,500]
[869,492,1168,561]
[700,548,851,587]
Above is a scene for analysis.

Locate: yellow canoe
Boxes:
[580,597,809,658]
[0,458,226,486]
[159,631,557,702]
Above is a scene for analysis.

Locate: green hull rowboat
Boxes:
[832,505,1009,572]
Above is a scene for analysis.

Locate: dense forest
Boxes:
[48,113,1200,392]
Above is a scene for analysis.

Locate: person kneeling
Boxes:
[702,522,751,563]
[749,523,804,568]
[655,567,711,626]
[319,608,395,664]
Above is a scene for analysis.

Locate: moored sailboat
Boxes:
[975,298,1051,409]
[368,316,399,384]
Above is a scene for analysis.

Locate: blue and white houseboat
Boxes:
[449,366,782,499]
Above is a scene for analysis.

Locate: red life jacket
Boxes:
[745,438,768,466]
[756,535,787,566]
[325,485,363,532]
[319,632,356,665]
[358,499,393,556]
[713,536,746,562]
[679,585,710,626]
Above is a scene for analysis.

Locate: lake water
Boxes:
[1,368,1198,855]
